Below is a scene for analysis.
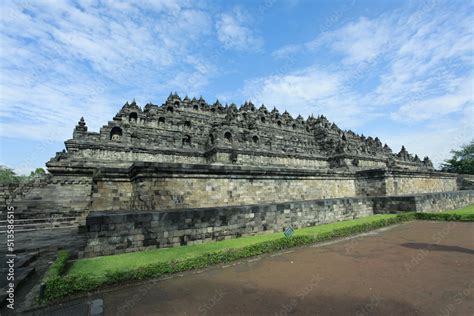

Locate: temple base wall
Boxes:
[83,190,474,258]
[130,176,357,211]
[4,175,93,219]
[89,163,460,212]
[355,169,458,197]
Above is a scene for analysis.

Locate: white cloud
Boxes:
[272,44,302,59]
[0,1,215,144]
[391,76,473,122]
[327,17,392,65]
[240,67,381,129]
[246,3,473,165]
[215,8,263,51]
[380,106,473,167]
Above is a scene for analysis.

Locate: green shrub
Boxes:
[44,250,69,280]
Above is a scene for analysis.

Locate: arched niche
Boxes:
[224,131,232,143]
[129,112,138,123]
[110,126,123,141]
[182,135,191,146]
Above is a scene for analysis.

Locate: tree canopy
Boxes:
[0,165,47,185]
[440,140,474,175]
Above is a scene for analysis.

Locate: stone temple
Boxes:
[8,94,473,257]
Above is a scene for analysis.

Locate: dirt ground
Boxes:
[24,221,474,316]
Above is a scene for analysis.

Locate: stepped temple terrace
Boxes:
[4,94,473,258]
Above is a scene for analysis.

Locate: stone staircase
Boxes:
[0,223,87,309]
[0,252,38,307]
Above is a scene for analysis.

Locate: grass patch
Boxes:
[445,204,474,215]
[69,214,397,279]
[415,204,474,222]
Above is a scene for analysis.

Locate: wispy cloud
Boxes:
[257,2,473,166]
[215,8,263,51]
[0,1,215,142]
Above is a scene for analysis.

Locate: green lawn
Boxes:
[446,204,474,215]
[69,214,397,279]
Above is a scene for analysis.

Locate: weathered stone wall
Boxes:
[457,174,474,190]
[10,175,93,219]
[131,176,357,211]
[412,191,474,212]
[83,190,474,257]
[92,179,132,211]
[212,152,330,169]
[84,196,375,257]
[385,173,457,195]
[74,148,206,167]
[355,171,387,196]
[355,169,458,196]
[373,190,474,213]
[87,164,462,212]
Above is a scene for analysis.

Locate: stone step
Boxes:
[0,265,36,307]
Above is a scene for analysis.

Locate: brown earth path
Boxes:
[25,221,474,316]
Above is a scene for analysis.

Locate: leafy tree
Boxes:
[0,165,20,185]
[30,168,46,178]
[0,165,47,185]
[441,140,474,174]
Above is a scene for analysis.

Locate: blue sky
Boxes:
[0,0,472,174]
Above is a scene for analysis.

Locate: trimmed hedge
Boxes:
[415,212,474,222]
[42,213,415,302]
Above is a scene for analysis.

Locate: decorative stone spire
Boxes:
[76,117,87,131]
[397,146,410,161]
[423,156,433,168]
[73,117,87,138]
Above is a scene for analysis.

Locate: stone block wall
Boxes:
[373,190,474,213]
[87,163,462,212]
[355,169,458,196]
[130,176,357,211]
[211,151,330,169]
[83,190,474,257]
[412,191,474,212]
[84,196,375,257]
[92,179,132,211]
[10,175,93,219]
[385,173,457,195]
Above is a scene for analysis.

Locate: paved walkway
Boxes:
[29,221,474,315]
